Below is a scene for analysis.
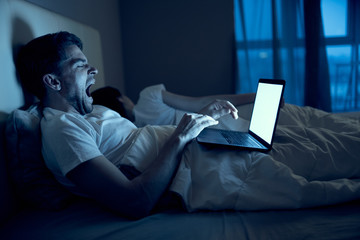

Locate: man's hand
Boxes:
[173,113,219,144]
[199,100,239,120]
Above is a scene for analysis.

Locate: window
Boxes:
[322,0,347,37]
[234,0,360,112]
[322,0,360,112]
[234,0,305,106]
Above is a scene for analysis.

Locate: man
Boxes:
[17,32,360,219]
[16,31,240,219]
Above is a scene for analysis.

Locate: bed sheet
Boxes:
[121,104,360,212]
[1,198,360,240]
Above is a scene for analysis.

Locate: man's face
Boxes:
[57,45,97,115]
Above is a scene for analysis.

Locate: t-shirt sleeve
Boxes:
[41,113,102,177]
[133,84,178,127]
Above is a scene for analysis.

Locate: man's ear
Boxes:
[43,74,61,91]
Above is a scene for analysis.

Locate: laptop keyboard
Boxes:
[220,131,262,147]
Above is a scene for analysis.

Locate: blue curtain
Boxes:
[234,0,332,111]
[303,0,332,111]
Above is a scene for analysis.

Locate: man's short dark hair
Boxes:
[16,31,83,100]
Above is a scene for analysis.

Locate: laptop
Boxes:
[196,79,285,152]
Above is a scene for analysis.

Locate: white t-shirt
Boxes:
[133,84,186,127]
[41,105,138,193]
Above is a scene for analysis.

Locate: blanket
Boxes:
[120,104,360,212]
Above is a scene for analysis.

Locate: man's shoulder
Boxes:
[92,105,112,114]
[41,107,89,133]
[41,105,122,127]
[90,105,122,119]
[42,107,80,122]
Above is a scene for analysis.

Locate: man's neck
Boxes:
[42,93,78,114]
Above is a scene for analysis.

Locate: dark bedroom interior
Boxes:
[1,0,360,239]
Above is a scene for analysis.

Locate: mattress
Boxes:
[1,198,360,240]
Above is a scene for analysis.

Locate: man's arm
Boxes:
[162,90,256,113]
[67,113,218,219]
[66,136,183,219]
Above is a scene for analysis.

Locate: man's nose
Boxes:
[88,66,98,75]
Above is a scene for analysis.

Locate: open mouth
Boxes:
[86,83,94,98]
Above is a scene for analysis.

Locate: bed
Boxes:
[124,84,360,213]
[2,198,360,239]
[1,1,360,239]
[1,101,360,240]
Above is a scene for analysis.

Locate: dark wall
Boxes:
[26,0,125,92]
[120,0,235,101]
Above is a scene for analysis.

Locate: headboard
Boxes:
[0,0,105,113]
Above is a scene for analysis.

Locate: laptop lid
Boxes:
[248,79,285,149]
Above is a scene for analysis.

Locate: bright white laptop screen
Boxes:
[249,82,283,144]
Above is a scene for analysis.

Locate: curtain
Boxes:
[303,0,332,111]
[234,0,332,111]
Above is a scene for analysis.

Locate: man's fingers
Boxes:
[231,111,239,119]
[176,113,219,142]
[223,101,238,119]
[199,115,219,127]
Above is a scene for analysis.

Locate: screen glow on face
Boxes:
[249,83,283,144]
